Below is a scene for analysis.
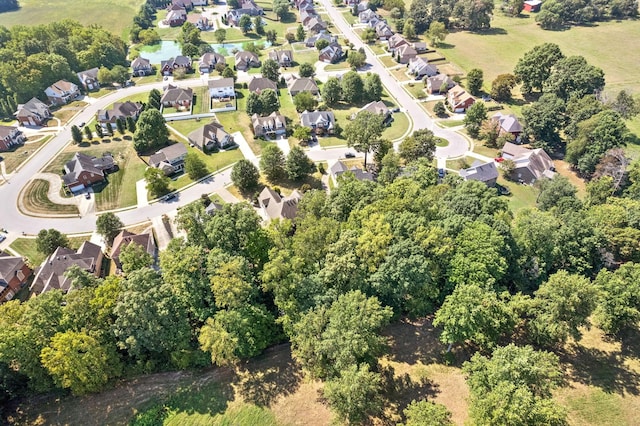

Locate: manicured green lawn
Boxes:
[21,179,79,216]
[10,238,46,268]
[436,137,449,147]
[93,145,147,211]
[473,143,499,158]
[167,120,206,139]
[324,62,351,71]
[0,0,144,38]
[438,119,464,128]
[496,176,538,212]
[391,68,412,82]
[1,136,52,174]
[383,112,410,141]
[404,83,427,99]
[379,55,399,68]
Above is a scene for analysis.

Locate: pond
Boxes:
[138,40,272,64]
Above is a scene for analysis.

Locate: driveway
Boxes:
[232,131,259,166]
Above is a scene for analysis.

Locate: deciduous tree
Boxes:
[144,167,170,198]
[36,229,69,255]
[322,77,342,105]
[286,145,315,180]
[260,144,286,181]
[185,151,209,179]
[231,159,260,193]
[514,43,564,94]
[96,212,124,245]
[324,364,383,424]
[343,110,385,166]
[466,68,484,96]
[133,109,169,153]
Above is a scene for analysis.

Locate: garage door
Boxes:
[69,184,85,193]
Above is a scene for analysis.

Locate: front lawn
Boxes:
[404,83,427,99]
[324,61,351,71]
[1,136,52,173]
[93,145,147,211]
[379,55,399,68]
[382,112,410,141]
[21,179,79,216]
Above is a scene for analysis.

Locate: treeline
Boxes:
[4,149,640,421]
[0,0,18,13]
[537,0,638,30]
[0,20,127,104]
[130,0,169,43]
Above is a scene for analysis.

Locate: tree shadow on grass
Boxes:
[234,344,303,406]
[560,343,640,396]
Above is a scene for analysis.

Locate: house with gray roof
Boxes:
[131,57,153,76]
[62,152,115,192]
[300,110,335,135]
[252,111,286,137]
[459,160,499,187]
[188,121,234,151]
[77,67,100,91]
[199,52,226,73]
[0,126,26,152]
[16,98,52,126]
[44,80,80,106]
[161,84,193,109]
[288,76,320,96]
[358,100,392,124]
[235,51,261,71]
[160,56,192,75]
[501,142,555,184]
[408,57,438,79]
[149,143,188,176]
[492,112,523,141]
[259,187,302,221]
[305,31,336,48]
[0,252,32,304]
[248,76,277,94]
[96,101,143,129]
[30,242,104,295]
[305,16,328,34]
[387,33,408,52]
[208,77,235,99]
[375,21,394,40]
[329,160,374,186]
[425,73,455,94]
[269,50,294,67]
[359,9,378,23]
[319,42,344,64]
[110,230,156,274]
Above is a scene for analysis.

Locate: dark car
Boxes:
[344,152,356,158]
[497,185,511,196]
[163,193,177,201]
[438,168,446,178]
[85,192,91,199]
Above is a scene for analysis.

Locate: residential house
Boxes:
[408,57,438,79]
[150,143,188,175]
[62,152,115,192]
[172,0,193,10]
[413,41,428,53]
[110,230,156,274]
[131,57,153,76]
[235,51,260,71]
[319,42,344,63]
[305,31,335,48]
[16,98,52,126]
[329,160,374,186]
[357,0,370,12]
[523,0,542,12]
[0,253,32,303]
[269,50,294,67]
[226,0,264,26]
[76,68,100,91]
[161,84,193,110]
[459,161,499,187]
[344,0,358,6]
[192,0,209,5]
[387,33,408,53]
[492,112,523,141]
[300,110,335,134]
[164,5,188,26]
[30,242,104,296]
[248,76,277,94]
[358,100,392,124]
[0,126,26,152]
[447,84,475,112]
[288,76,320,97]
[45,80,80,106]
[208,77,235,99]
[96,101,143,130]
[160,56,193,75]
[501,142,555,184]
[251,111,286,137]
[375,21,394,40]
[205,201,224,215]
[199,52,226,73]
[425,73,455,94]
[359,9,378,23]
[297,0,315,10]
[187,13,212,30]
[396,44,418,64]
[300,8,318,26]
[259,187,302,220]
[305,17,327,34]
[188,121,235,151]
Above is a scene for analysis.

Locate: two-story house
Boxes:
[15,98,52,126]
[269,50,294,67]
[300,110,335,135]
[208,77,235,99]
[234,51,260,71]
[77,68,100,91]
[0,126,27,152]
[45,80,80,106]
[199,52,226,74]
[131,57,153,76]
[188,121,234,151]
[251,111,286,137]
[150,143,188,175]
[160,56,192,75]
[62,152,116,192]
[161,85,194,109]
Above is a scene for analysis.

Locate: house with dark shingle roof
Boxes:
[96,101,143,129]
[188,121,234,151]
[501,142,556,184]
[199,52,226,73]
[131,57,153,76]
[329,160,374,186]
[300,110,335,134]
[161,84,193,109]
[62,152,115,192]
[288,76,320,97]
[459,161,499,187]
[251,111,286,137]
[358,101,392,124]
[408,57,438,79]
[0,126,26,152]
[164,4,187,26]
[375,21,394,40]
[248,76,277,94]
[30,242,104,296]
[235,51,261,71]
[305,31,335,48]
[425,74,455,94]
[45,80,80,106]
[160,56,192,75]
[269,50,294,67]
[16,98,52,126]
[110,230,156,274]
[387,34,408,53]
[319,42,344,64]
[305,16,328,34]
[259,187,302,220]
[77,68,100,91]
[149,143,188,176]
[0,252,32,304]
[492,112,523,140]
[396,44,418,64]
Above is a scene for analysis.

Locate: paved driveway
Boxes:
[232,131,259,166]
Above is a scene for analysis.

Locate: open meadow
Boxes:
[0,0,144,39]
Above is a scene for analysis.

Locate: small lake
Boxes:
[138,40,271,64]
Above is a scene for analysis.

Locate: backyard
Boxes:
[9,236,90,268]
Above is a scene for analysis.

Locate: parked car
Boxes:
[0,235,5,242]
[78,122,85,127]
[391,107,401,113]
[438,168,446,178]
[497,185,511,196]
[163,193,176,201]
[345,152,356,158]
[494,157,504,162]
[85,192,91,199]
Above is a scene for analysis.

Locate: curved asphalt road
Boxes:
[317,0,469,159]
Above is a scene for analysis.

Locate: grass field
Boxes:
[21,179,79,216]
[1,136,52,174]
[93,145,146,211]
[0,0,144,39]
[9,236,89,268]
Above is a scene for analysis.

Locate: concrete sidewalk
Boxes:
[136,179,149,207]
[232,131,258,166]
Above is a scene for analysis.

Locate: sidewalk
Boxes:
[136,179,149,207]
